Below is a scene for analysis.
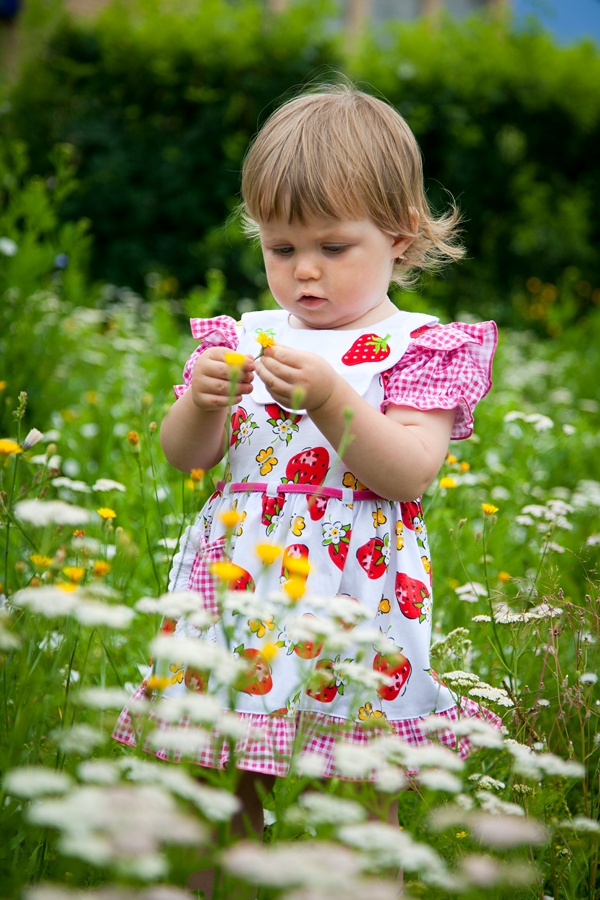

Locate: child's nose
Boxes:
[294,254,320,280]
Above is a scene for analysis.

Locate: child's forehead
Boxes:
[258,217,373,241]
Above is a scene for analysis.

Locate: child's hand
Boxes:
[256,345,335,410]
[190,346,255,410]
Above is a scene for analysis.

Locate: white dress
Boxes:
[113,309,501,778]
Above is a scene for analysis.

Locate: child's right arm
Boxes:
[160,346,255,473]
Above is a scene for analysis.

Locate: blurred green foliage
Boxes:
[2,1,600,330]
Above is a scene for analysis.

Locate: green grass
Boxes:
[0,279,598,899]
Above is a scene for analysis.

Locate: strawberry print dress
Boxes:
[113,309,501,778]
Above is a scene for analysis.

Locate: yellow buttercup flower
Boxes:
[93,560,111,577]
[460,461,471,473]
[220,508,244,530]
[224,351,247,367]
[0,439,22,456]
[209,561,247,584]
[190,468,205,482]
[97,508,117,520]
[63,566,85,583]
[256,332,276,350]
[481,503,499,515]
[261,642,280,663]
[283,576,306,602]
[439,477,457,489]
[498,571,511,583]
[255,543,282,565]
[284,556,311,577]
[447,453,458,465]
[30,554,53,569]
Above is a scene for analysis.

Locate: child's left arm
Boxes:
[256,344,454,502]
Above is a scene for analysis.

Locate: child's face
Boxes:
[259,217,412,330]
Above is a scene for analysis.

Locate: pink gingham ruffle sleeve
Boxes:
[173,315,240,398]
[382,321,498,440]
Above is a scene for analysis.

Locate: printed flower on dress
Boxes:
[230,406,258,448]
[256,446,278,476]
[265,403,301,445]
[372,507,387,527]
[343,471,368,491]
[292,516,305,536]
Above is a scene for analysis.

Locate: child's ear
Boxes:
[391,208,419,258]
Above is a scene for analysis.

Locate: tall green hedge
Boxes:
[5,1,600,330]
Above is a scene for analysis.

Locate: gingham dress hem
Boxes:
[112,688,501,780]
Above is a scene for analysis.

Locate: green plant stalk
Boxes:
[134,450,163,594]
[480,520,513,679]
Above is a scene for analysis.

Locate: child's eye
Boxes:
[323,244,348,254]
[271,246,294,256]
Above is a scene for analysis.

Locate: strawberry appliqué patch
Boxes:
[341,333,391,366]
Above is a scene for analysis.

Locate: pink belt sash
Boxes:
[215,480,384,503]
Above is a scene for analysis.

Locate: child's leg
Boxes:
[187,770,276,899]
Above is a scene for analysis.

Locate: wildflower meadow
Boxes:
[1,19,599,895]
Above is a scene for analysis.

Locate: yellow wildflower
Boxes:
[84,391,98,405]
[224,351,247,367]
[255,543,282,565]
[460,461,471,473]
[256,332,276,350]
[447,453,458,465]
[145,674,172,693]
[30,554,53,569]
[0,439,22,456]
[127,431,139,446]
[93,560,111,577]
[284,556,311,577]
[209,561,247,584]
[97,508,117,520]
[63,566,85,583]
[190,468,205,482]
[220,509,244,530]
[456,831,468,839]
[58,582,78,592]
[439,476,457,489]
[498,571,511,583]
[481,503,499,516]
[73,529,86,539]
[261,642,280,663]
[0,381,6,390]
[283,576,306,602]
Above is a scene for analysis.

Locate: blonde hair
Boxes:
[240,83,464,287]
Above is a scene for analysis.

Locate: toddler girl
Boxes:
[114,83,500,858]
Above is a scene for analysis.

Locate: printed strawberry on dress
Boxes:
[261,492,286,535]
[288,613,324,659]
[283,447,330,486]
[341,333,391,366]
[305,658,345,703]
[373,647,412,701]
[356,534,390,579]
[184,665,210,693]
[395,572,431,623]
[233,646,273,695]
[265,403,302,444]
